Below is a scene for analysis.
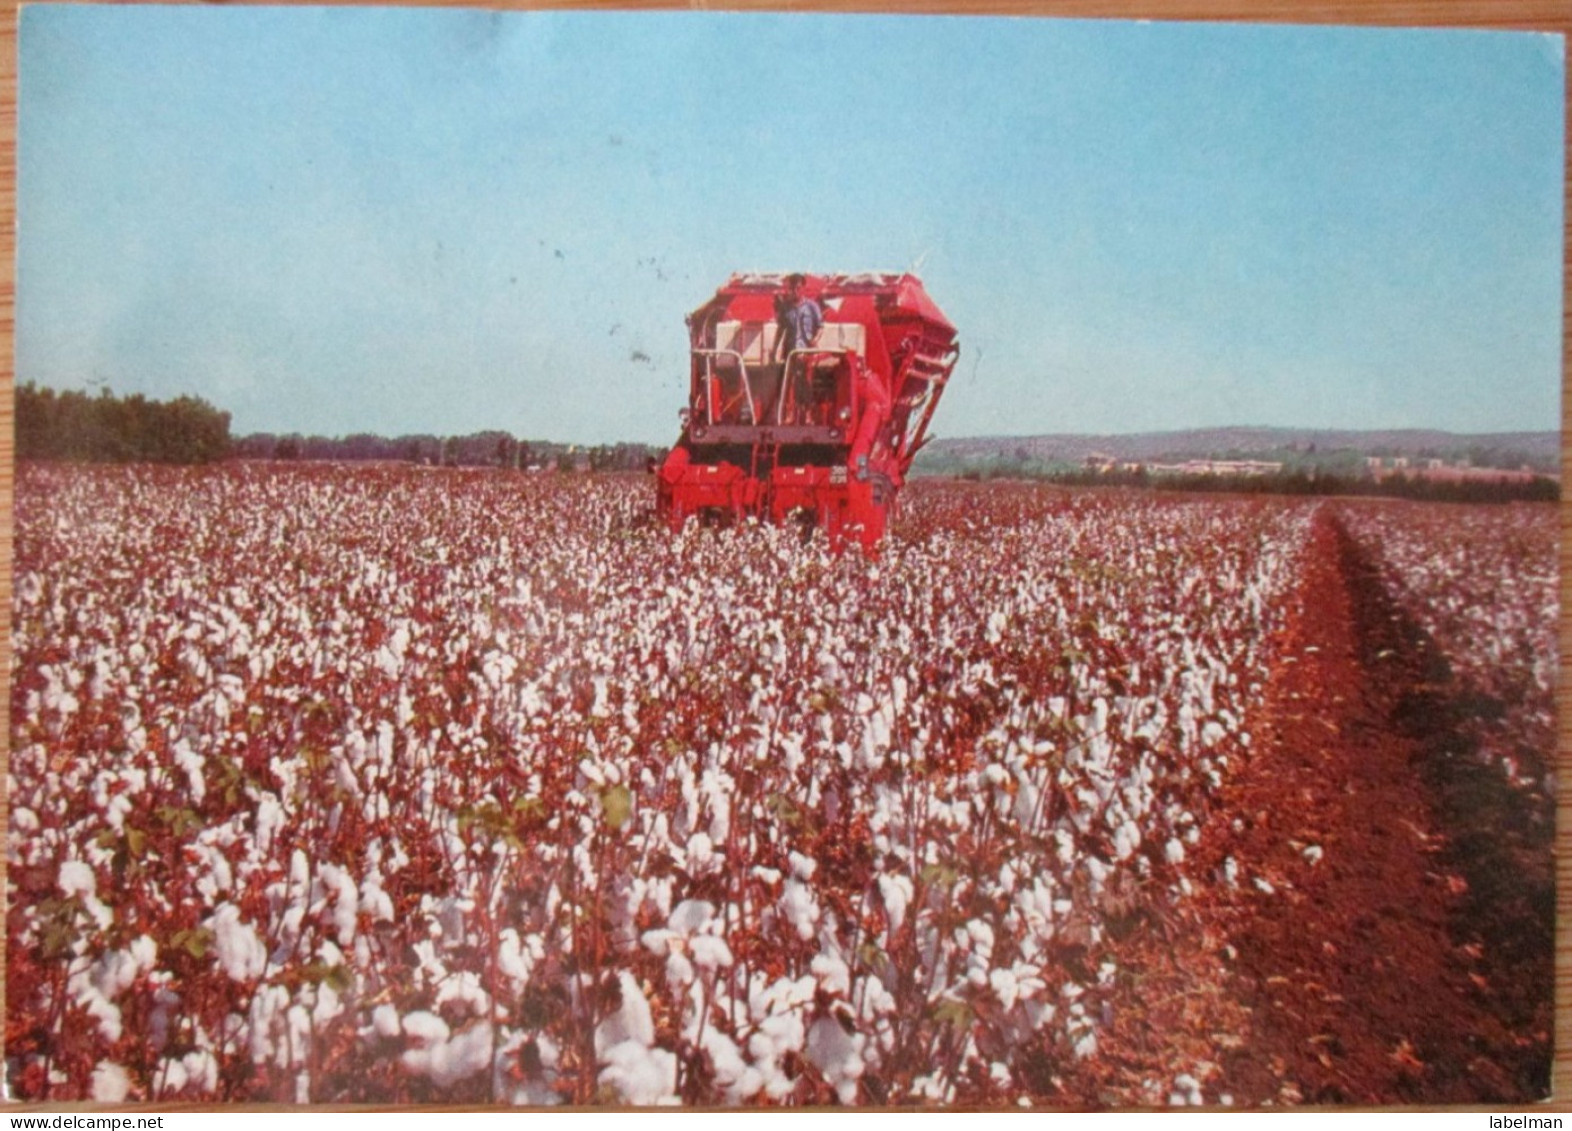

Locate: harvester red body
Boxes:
[656,272,959,548]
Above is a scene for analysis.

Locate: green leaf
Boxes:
[766,792,801,827]
[932,998,973,1032]
[301,960,353,992]
[599,785,633,831]
[157,806,202,837]
[920,863,959,889]
[171,927,214,959]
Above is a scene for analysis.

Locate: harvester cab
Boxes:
[656,272,959,550]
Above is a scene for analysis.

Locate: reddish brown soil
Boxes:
[1084,507,1553,1106]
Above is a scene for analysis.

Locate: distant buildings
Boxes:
[1364,456,1545,485]
[1147,459,1285,477]
[1082,454,1283,477]
[1075,451,1553,487]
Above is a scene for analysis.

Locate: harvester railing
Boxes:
[692,348,756,425]
[778,348,857,429]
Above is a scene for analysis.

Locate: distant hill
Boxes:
[918,427,1560,475]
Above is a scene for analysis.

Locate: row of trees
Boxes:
[17,383,231,464]
[232,431,659,473]
[14,384,661,473]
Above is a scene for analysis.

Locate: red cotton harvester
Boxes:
[656,272,960,550]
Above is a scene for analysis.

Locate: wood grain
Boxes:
[0,0,1565,1109]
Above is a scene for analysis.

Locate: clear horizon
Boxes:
[18,8,1566,445]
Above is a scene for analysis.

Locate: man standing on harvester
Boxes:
[774,273,823,360]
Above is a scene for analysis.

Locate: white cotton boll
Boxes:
[810,952,851,995]
[248,985,289,1065]
[498,929,538,986]
[286,1005,312,1069]
[702,1029,764,1102]
[1253,877,1276,895]
[806,1017,865,1105]
[749,1008,808,1067]
[318,863,359,946]
[436,972,492,1018]
[74,986,123,1042]
[1169,1073,1203,1106]
[312,983,344,1027]
[689,935,733,971]
[910,1073,954,1103]
[425,1022,495,1089]
[684,832,717,874]
[1164,838,1186,865]
[877,873,914,940]
[1083,856,1110,895]
[1013,774,1041,828]
[206,903,267,982]
[668,899,714,934]
[665,950,696,989]
[160,1056,191,1095]
[965,918,995,955]
[1303,844,1324,866]
[1054,829,1076,868]
[254,794,284,857]
[780,879,820,941]
[858,974,897,1021]
[181,1049,218,1094]
[172,739,206,804]
[990,1060,1013,1089]
[290,849,311,896]
[991,968,1021,1011]
[103,794,133,832]
[598,1040,678,1105]
[91,940,155,1000]
[91,1061,131,1102]
[641,927,680,956]
[402,1011,451,1046]
[59,859,96,898]
[789,851,818,880]
[594,972,655,1056]
[359,879,395,924]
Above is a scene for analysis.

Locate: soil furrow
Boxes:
[1198,505,1548,1104]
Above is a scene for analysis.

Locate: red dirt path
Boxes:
[1082,506,1553,1106]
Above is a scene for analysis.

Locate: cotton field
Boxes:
[6,464,1552,1105]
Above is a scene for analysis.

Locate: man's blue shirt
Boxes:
[785,298,823,353]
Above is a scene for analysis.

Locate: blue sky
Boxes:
[17,6,1565,443]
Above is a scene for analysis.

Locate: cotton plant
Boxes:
[1339,503,1557,797]
[19,464,1483,1105]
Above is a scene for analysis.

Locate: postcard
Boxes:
[9,5,1562,1107]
